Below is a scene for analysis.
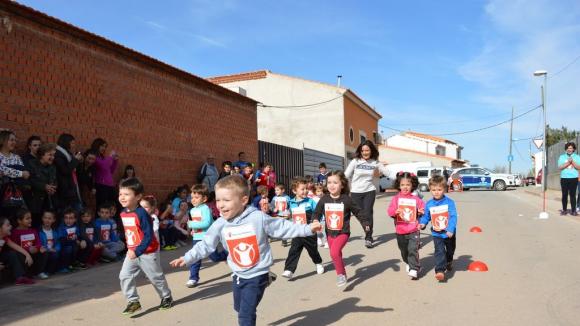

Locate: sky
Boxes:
[18,0,580,174]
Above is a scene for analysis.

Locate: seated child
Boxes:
[0,216,34,285]
[38,210,61,274]
[95,204,125,262]
[10,208,47,279]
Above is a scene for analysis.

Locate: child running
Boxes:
[313,171,367,287]
[170,176,322,326]
[387,172,425,280]
[419,175,458,282]
[185,184,213,288]
[282,177,324,279]
[270,183,291,246]
[118,178,173,315]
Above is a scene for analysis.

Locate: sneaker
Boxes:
[316,264,324,274]
[317,238,323,247]
[435,272,445,281]
[336,274,347,287]
[58,267,71,274]
[408,269,418,280]
[324,242,329,249]
[281,270,293,278]
[162,245,177,251]
[571,211,578,216]
[15,276,35,285]
[186,279,198,288]
[75,262,88,270]
[446,262,453,271]
[122,301,142,315]
[36,272,49,280]
[99,257,113,263]
[158,296,173,310]
[560,210,568,216]
[365,240,374,248]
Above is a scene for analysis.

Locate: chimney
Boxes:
[337,75,342,87]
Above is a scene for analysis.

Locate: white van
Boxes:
[416,166,453,192]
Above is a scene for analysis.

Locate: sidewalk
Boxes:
[522,185,562,202]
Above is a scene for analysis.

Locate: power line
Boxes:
[257,95,343,108]
[385,110,512,127]
[552,53,580,77]
[380,104,542,137]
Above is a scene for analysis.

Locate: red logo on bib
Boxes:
[224,224,260,268]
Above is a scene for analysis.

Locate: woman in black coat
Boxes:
[29,143,58,226]
[54,133,83,212]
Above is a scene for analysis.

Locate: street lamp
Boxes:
[534,70,548,219]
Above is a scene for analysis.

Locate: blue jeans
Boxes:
[433,235,456,273]
[61,243,79,268]
[232,273,269,326]
[189,240,229,281]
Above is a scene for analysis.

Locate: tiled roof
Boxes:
[208,70,269,84]
[1,0,256,105]
[404,131,457,145]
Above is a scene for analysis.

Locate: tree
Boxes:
[492,165,507,173]
[546,125,578,147]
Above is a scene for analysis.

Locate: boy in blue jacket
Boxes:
[57,208,87,272]
[419,175,458,282]
[95,203,125,262]
[171,176,322,326]
[39,210,61,274]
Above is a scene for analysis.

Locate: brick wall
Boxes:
[0,2,257,199]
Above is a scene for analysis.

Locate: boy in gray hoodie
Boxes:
[171,175,322,326]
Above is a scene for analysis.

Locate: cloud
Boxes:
[459,0,580,131]
[143,19,227,48]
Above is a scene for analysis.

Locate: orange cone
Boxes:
[468,261,488,272]
[470,226,482,233]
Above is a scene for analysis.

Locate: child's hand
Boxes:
[418,208,425,216]
[24,254,33,266]
[310,220,322,233]
[446,231,454,238]
[419,224,426,230]
[127,249,137,260]
[80,240,87,249]
[28,246,38,254]
[170,257,186,268]
[395,208,403,217]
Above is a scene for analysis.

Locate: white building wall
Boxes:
[386,134,458,159]
[219,74,346,157]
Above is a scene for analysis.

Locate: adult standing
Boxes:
[78,150,97,209]
[345,140,390,248]
[233,152,252,170]
[0,130,30,217]
[54,133,83,211]
[28,143,57,226]
[90,138,119,209]
[197,154,219,193]
[557,142,580,216]
[21,135,41,209]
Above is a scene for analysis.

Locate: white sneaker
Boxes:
[37,272,49,280]
[408,269,418,280]
[316,264,324,274]
[282,270,293,278]
[324,242,329,249]
[337,274,347,287]
[405,264,410,273]
[185,279,198,288]
[317,237,323,247]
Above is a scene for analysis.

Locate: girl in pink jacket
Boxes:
[387,172,425,280]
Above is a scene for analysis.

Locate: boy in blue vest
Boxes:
[171,176,322,326]
[419,175,458,282]
[118,178,173,315]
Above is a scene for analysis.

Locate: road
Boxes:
[1,188,579,326]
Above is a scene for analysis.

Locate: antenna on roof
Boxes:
[337,75,342,87]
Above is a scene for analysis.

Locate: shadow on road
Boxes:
[419,254,473,280]
[268,297,393,325]
[343,259,400,292]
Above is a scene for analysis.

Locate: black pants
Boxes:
[28,252,48,276]
[561,178,578,211]
[0,250,25,279]
[95,183,117,209]
[351,190,376,241]
[396,231,421,271]
[284,235,322,273]
[433,235,456,273]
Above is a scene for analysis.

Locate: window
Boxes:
[435,145,446,156]
[373,131,378,144]
[349,127,354,143]
[359,130,367,144]
[431,169,442,176]
[417,170,428,177]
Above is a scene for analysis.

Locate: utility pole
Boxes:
[509,106,514,174]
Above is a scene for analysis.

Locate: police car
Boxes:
[451,167,516,191]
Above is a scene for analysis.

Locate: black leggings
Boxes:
[561,178,578,211]
[351,190,376,241]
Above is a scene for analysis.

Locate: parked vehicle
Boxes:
[524,177,536,186]
[451,167,517,191]
[536,169,543,185]
[513,174,522,187]
[379,175,394,192]
[416,166,453,192]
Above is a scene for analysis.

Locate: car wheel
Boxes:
[419,184,429,192]
[493,180,506,191]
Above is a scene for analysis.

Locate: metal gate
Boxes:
[258,141,304,190]
[303,147,344,179]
